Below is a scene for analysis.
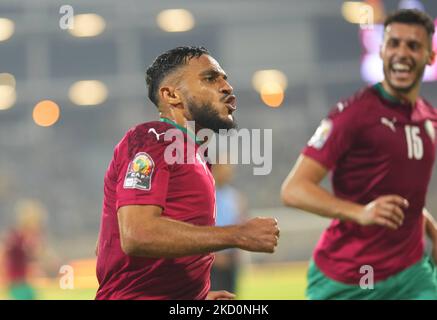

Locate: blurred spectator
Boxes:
[1,199,47,300]
[210,164,247,293]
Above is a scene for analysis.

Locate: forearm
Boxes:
[424,208,437,241]
[123,217,241,258]
[282,180,363,222]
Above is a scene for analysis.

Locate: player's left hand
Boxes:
[206,290,236,300]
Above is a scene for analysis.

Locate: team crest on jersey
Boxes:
[308,119,332,150]
[425,120,435,142]
[123,152,155,190]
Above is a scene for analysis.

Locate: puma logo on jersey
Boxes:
[381,117,397,132]
[148,128,166,141]
[196,153,208,174]
[425,120,435,142]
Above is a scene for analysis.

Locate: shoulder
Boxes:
[419,98,437,120]
[327,86,378,119]
[115,121,173,161]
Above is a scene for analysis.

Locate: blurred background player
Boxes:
[281,9,437,299]
[210,163,247,293]
[0,200,46,300]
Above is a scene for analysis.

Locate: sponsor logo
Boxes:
[123,152,155,190]
[308,119,332,150]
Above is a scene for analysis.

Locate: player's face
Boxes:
[179,54,237,133]
[381,23,435,93]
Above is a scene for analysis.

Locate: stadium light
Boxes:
[0,87,16,110]
[0,73,16,110]
[156,9,195,32]
[342,2,373,24]
[0,73,16,88]
[260,82,285,108]
[252,69,287,107]
[33,100,60,127]
[252,69,287,92]
[0,18,15,42]
[69,80,108,106]
[68,14,106,37]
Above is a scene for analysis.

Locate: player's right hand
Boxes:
[237,217,280,253]
[358,195,408,230]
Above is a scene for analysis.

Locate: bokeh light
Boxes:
[0,18,15,42]
[33,100,61,127]
[69,80,108,106]
[260,83,285,108]
[342,2,373,24]
[252,70,287,107]
[0,73,17,110]
[156,9,195,32]
[68,14,106,37]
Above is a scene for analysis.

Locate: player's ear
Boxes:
[379,32,387,60]
[159,86,183,108]
[379,43,384,60]
[427,50,436,66]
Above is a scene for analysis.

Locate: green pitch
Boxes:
[0,262,308,300]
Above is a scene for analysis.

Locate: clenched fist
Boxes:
[236,217,280,253]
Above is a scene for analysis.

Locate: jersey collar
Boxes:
[373,82,401,104]
[159,117,203,145]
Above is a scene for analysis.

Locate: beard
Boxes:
[187,99,237,133]
[383,60,426,94]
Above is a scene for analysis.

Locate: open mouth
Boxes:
[223,95,237,113]
[390,62,413,78]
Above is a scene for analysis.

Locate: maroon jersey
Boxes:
[303,83,437,284]
[4,230,29,282]
[96,119,216,299]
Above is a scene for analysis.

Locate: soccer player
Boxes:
[95,46,280,300]
[1,200,46,300]
[281,9,437,299]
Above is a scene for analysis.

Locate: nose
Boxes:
[396,42,410,58]
[220,79,233,95]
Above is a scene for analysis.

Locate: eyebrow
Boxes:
[387,35,421,43]
[200,69,228,79]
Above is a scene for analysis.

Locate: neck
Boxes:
[381,80,420,106]
[160,110,206,144]
[159,109,187,128]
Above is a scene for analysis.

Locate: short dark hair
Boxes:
[384,9,435,40]
[145,46,209,107]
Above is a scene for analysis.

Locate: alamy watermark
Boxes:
[360,5,374,30]
[359,265,374,290]
[153,122,273,176]
[59,5,74,30]
[59,264,74,290]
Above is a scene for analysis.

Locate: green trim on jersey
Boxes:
[373,82,401,103]
[159,117,203,145]
[306,255,437,300]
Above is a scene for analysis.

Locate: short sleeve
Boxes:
[115,131,170,211]
[302,102,361,170]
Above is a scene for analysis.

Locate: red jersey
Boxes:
[303,83,437,284]
[95,119,216,299]
[4,230,29,282]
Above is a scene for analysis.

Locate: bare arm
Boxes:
[424,208,437,241]
[280,155,363,221]
[95,234,99,256]
[118,205,279,258]
[280,155,408,229]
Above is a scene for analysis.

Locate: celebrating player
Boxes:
[95,46,279,300]
[281,9,437,299]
